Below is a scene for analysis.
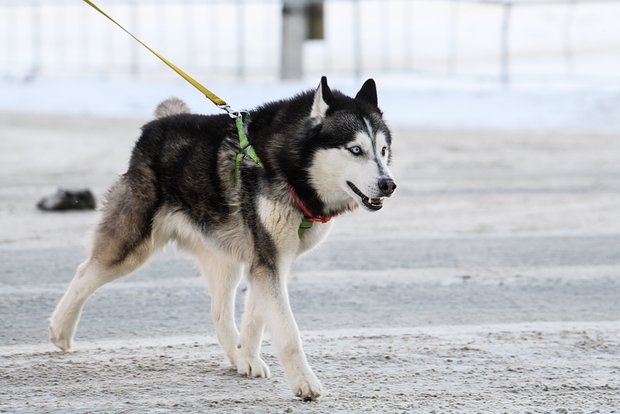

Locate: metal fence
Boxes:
[1,0,619,85]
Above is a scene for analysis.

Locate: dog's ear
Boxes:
[355,78,378,108]
[311,76,334,121]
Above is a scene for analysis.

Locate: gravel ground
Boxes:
[1,113,619,413]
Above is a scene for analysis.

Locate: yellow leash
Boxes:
[82,0,229,110]
[83,0,267,202]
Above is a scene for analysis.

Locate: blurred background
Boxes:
[3,0,620,82]
[1,0,620,131]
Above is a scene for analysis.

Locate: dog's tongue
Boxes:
[369,198,384,205]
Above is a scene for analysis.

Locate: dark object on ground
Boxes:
[37,189,96,211]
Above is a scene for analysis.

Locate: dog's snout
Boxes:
[378,178,397,196]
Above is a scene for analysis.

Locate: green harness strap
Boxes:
[233,114,263,186]
[298,217,314,238]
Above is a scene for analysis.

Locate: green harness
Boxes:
[233,114,262,186]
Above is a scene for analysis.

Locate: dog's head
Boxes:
[305,77,396,214]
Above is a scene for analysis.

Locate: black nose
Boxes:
[378,178,397,196]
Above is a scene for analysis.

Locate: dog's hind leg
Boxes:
[48,250,152,352]
[49,176,157,352]
[195,249,243,367]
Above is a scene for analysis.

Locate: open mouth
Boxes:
[346,181,384,211]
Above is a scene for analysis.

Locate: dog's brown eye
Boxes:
[381,147,387,156]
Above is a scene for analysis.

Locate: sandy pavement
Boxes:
[1,113,619,413]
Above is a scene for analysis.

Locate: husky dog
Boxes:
[49,77,396,401]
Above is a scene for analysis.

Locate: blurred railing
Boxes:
[1,0,619,85]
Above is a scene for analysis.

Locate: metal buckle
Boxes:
[218,104,240,118]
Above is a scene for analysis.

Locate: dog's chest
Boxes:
[256,195,333,255]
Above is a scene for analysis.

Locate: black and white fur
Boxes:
[49,77,396,401]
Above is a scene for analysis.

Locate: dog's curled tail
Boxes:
[154,97,191,119]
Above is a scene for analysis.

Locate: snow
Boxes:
[1,77,619,134]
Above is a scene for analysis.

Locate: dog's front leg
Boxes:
[241,261,322,401]
[236,281,270,378]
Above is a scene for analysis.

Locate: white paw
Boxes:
[224,351,237,368]
[289,371,323,401]
[48,320,73,353]
[235,352,271,378]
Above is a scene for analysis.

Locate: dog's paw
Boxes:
[235,353,271,378]
[48,322,73,353]
[289,371,323,401]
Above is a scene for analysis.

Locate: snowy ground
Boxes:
[0,89,619,412]
[2,323,618,413]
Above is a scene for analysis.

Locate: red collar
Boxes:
[288,185,332,223]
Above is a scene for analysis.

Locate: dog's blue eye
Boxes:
[349,146,362,155]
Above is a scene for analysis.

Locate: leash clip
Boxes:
[218,104,240,118]
[240,146,252,158]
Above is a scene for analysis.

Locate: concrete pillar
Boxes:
[281,0,308,80]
